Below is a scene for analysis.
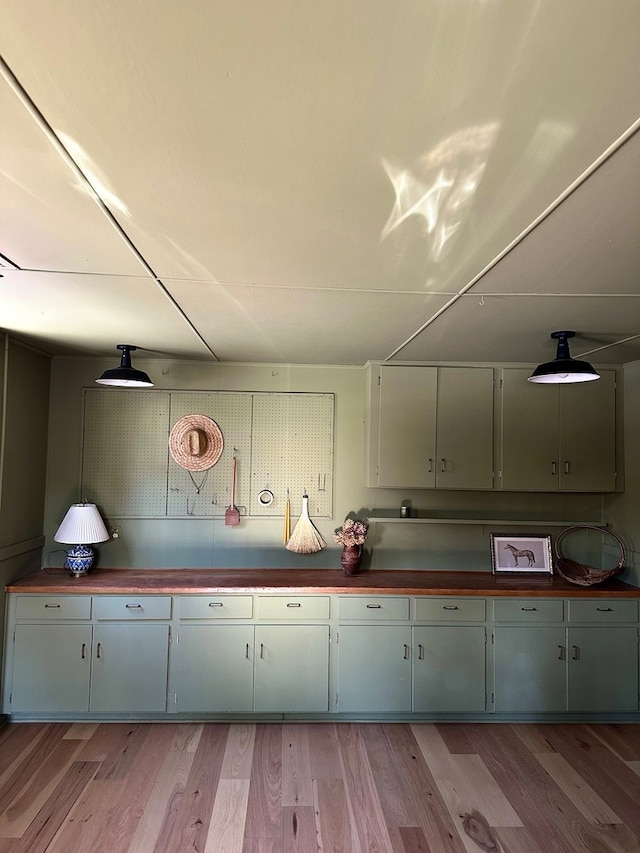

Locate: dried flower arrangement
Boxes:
[334,517,368,547]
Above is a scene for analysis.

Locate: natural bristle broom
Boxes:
[225,456,240,526]
[285,494,325,554]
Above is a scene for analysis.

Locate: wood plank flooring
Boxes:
[0,722,639,852]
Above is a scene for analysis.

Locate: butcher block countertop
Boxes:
[6,568,639,597]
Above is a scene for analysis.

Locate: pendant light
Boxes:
[528,331,600,384]
[95,344,154,387]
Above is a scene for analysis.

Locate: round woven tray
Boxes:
[554,525,626,586]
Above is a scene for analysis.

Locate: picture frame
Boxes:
[491,533,553,575]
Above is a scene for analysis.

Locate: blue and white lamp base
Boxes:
[65,544,96,577]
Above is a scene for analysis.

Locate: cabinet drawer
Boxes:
[567,600,638,623]
[339,596,410,621]
[15,595,92,620]
[94,596,172,620]
[180,595,253,619]
[257,596,330,620]
[493,599,563,622]
[415,598,486,622]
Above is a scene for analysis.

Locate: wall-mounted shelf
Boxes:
[369,511,606,528]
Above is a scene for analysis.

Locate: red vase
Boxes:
[341,544,362,575]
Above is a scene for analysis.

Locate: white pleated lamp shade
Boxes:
[54,503,109,545]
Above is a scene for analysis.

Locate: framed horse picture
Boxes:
[491,534,553,575]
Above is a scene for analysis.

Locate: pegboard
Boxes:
[250,394,334,518]
[167,393,252,517]
[81,390,171,517]
[81,389,334,519]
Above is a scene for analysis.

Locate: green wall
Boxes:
[44,355,611,574]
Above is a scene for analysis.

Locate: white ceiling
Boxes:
[1,1,639,367]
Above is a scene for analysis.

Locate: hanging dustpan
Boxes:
[285,494,326,554]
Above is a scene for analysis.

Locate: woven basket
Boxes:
[555,525,626,586]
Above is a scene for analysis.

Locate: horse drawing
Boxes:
[504,543,535,566]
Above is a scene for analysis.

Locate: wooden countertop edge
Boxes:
[6,569,639,597]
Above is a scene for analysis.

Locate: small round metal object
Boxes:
[258,489,274,507]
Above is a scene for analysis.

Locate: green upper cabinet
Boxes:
[366,364,494,489]
[499,368,618,492]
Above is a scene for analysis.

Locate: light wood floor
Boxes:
[0,721,639,852]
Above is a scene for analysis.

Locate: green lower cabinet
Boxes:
[567,626,638,712]
[337,626,412,713]
[413,626,486,713]
[494,627,566,713]
[174,625,254,712]
[254,625,330,713]
[90,624,170,713]
[11,624,91,713]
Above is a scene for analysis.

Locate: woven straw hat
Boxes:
[169,414,224,471]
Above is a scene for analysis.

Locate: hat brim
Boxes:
[169,414,224,471]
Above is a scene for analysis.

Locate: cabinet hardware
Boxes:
[260,643,265,659]
[571,645,580,661]
[521,607,537,612]
[441,458,446,472]
[366,604,382,609]
[286,602,302,607]
[428,458,433,473]
[81,643,86,660]
[96,643,102,659]
[596,607,613,612]
[557,645,565,660]
[403,644,410,660]
[245,644,250,660]
[564,461,570,475]
[443,605,458,611]
[418,644,424,660]
[208,602,223,607]
[125,604,142,609]
[551,461,557,475]
[44,604,61,608]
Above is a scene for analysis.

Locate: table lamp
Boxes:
[54,502,109,577]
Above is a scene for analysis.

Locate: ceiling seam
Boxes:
[0,54,219,362]
[386,118,640,362]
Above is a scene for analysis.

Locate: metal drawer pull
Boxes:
[557,645,565,660]
[596,607,613,612]
[366,604,382,609]
[441,458,446,472]
[44,604,61,608]
[551,461,557,475]
[125,604,142,608]
[286,602,302,607]
[209,602,224,607]
[260,643,265,659]
[81,643,87,660]
[403,644,410,660]
[564,461,570,475]
[96,643,102,659]
[245,644,250,660]
[418,644,424,660]
[428,458,433,472]
[443,606,458,611]
[572,645,580,661]
[521,607,537,611]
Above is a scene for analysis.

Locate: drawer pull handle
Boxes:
[208,602,224,607]
[366,604,382,609]
[572,645,580,661]
[557,645,565,660]
[96,643,102,659]
[286,602,302,608]
[403,644,410,660]
[260,643,265,660]
[81,643,87,660]
[245,643,250,660]
[428,458,433,473]
[44,604,61,608]
[596,607,613,612]
[564,460,570,475]
[125,604,142,609]
[551,461,557,475]
[443,606,458,611]
[441,458,446,472]
[418,644,424,660]
[521,607,537,612]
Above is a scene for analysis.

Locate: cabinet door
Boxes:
[173,625,254,712]
[376,366,437,487]
[413,626,486,713]
[493,627,566,713]
[254,625,329,713]
[337,625,411,713]
[90,624,169,713]
[568,626,638,712]
[499,369,559,491]
[436,368,494,489]
[11,625,91,713]
[559,371,617,491]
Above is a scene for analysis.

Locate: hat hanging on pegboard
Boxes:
[169,414,224,472]
[555,525,626,586]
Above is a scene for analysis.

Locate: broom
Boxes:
[285,494,326,554]
[283,489,291,545]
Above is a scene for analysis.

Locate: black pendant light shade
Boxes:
[95,344,154,387]
[528,331,600,384]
